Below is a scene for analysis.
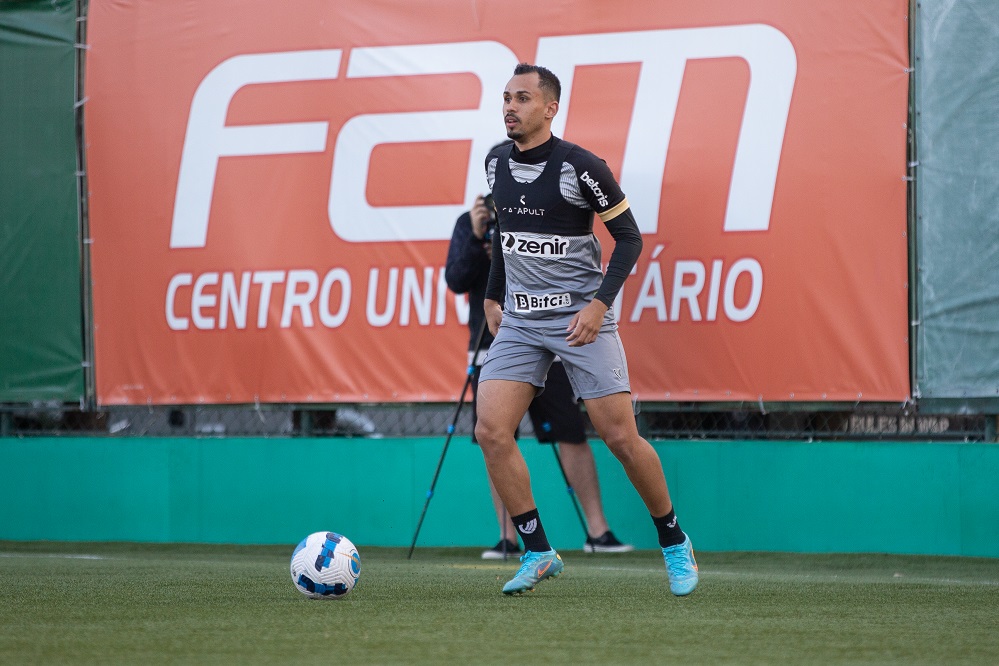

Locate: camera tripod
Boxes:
[406,319,590,559]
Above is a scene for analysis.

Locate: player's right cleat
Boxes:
[501,549,563,595]
[662,535,699,596]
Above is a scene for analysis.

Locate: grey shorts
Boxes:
[479,323,631,400]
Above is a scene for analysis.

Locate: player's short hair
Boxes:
[513,63,561,103]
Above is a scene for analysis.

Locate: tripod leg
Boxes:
[407,319,489,559]
[548,443,590,547]
[406,411,463,559]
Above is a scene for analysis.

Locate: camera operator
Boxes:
[444,188,633,558]
[445,193,498,359]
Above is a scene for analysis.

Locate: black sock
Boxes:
[511,508,552,553]
[652,509,686,548]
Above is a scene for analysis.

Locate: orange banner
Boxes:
[85,0,910,405]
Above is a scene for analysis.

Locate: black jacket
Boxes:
[444,211,495,353]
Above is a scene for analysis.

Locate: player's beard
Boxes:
[505,114,522,140]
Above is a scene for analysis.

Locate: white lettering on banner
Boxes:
[163,261,758,330]
[220,272,250,329]
[166,273,192,330]
[282,270,319,328]
[319,269,351,328]
[192,272,220,329]
[171,50,342,249]
[724,259,764,322]
[366,267,397,328]
[366,266,457,326]
[400,267,434,326]
[540,25,796,234]
[163,266,463,331]
[169,25,795,247]
[625,257,764,323]
[329,42,518,242]
[165,269,351,331]
[252,271,285,329]
[435,269,451,325]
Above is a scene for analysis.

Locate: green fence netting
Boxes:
[0,0,84,403]
[913,0,999,400]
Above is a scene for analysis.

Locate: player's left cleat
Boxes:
[501,549,563,595]
[662,535,698,596]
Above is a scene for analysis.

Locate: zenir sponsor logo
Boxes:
[513,292,572,313]
[500,232,568,257]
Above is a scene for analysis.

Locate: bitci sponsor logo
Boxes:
[513,292,572,313]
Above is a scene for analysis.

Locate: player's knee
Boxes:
[474,420,490,447]
[602,429,644,463]
[474,419,503,452]
[603,437,631,463]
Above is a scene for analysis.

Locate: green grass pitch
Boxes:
[2,541,998,664]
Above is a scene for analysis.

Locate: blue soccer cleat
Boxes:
[662,535,699,596]
[501,549,563,595]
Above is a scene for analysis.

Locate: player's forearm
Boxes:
[595,208,643,307]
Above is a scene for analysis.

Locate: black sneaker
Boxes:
[583,530,634,553]
[481,539,522,560]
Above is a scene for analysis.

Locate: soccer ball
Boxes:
[290,531,361,599]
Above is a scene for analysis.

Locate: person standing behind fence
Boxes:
[474,63,698,596]
[445,187,634,559]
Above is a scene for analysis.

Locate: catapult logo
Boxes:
[500,194,546,218]
[499,232,568,257]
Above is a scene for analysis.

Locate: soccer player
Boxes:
[445,191,634,558]
[474,63,698,595]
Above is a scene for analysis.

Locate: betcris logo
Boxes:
[500,232,568,258]
[168,25,796,248]
[580,171,609,207]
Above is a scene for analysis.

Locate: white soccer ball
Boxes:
[290,531,361,599]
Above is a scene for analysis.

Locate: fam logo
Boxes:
[168,25,796,247]
[500,232,568,257]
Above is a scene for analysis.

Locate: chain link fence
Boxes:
[1,401,990,442]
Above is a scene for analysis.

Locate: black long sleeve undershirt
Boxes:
[485,224,505,304]
[594,207,643,308]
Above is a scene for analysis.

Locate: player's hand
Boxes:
[470,195,491,240]
[484,299,503,336]
[566,300,607,347]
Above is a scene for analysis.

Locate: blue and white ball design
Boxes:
[290,531,361,599]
